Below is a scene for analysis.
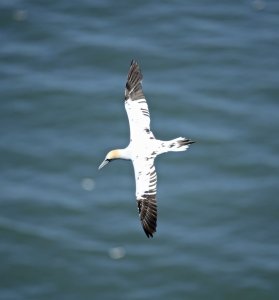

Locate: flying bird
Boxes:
[99,60,194,238]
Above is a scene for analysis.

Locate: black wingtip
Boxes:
[131,59,138,66]
[125,59,144,101]
[129,59,141,76]
[137,197,157,238]
[144,228,154,238]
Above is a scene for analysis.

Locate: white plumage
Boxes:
[99,60,194,237]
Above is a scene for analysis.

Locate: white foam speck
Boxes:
[81,178,95,191]
[13,10,27,21]
[108,247,126,259]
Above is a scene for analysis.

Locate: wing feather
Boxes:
[125,60,157,237]
[133,158,157,238]
[124,60,153,139]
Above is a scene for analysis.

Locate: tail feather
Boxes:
[161,137,195,153]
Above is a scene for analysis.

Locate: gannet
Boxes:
[99,60,195,238]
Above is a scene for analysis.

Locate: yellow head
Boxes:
[98,150,120,170]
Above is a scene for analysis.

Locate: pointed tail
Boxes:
[160,137,195,153]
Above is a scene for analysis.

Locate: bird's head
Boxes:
[98,150,120,170]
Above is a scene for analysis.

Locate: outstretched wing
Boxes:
[132,158,157,238]
[124,60,153,140]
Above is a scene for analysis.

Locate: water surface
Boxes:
[1,1,279,299]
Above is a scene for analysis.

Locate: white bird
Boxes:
[99,60,194,238]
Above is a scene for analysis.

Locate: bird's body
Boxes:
[99,60,194,237]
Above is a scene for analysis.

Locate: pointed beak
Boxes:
[98,159,109,170]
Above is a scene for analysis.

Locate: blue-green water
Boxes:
[1,1,279,299]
